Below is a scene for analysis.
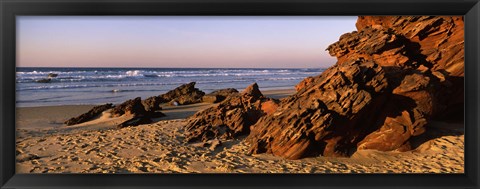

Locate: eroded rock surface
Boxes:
[142,82,205,111]
[247,16,464,159]
[184,83,279,143]
[160,82,205,105]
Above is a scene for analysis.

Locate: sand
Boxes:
[15,89,464,173]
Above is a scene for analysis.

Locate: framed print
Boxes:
[1,0,479,188]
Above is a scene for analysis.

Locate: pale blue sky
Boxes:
[17,16,357,68]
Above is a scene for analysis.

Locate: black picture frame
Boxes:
[1,0,479,188]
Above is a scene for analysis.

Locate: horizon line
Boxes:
[16,66,330,69]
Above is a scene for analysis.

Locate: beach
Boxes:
[15,88,464,173]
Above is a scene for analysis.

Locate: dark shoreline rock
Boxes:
[64,103,114,126]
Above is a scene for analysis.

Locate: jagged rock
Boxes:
[247,59,390,159]
[202,88,239,103]
[160,82,205,105]
[47,73,58,78]
[295,77,314,92]
[243,83,263,97]
[64,103,113,126]
[247,16,463,159]
[108,97,166,128]
[111,97,147,116]
[142,96,164,112]
[355,16,464,120]
[184,83,279,143]
[141,82,205,109]
[36,78,51,83]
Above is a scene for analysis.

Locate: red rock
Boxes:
[295,77,314,92]
[184,83,276,143]
[247,16,463,159]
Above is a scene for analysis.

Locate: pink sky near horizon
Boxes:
[17,16,358,68]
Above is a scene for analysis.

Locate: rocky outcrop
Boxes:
[184,83,279,143]
[65,97,165,128]
[160,82,205,105]
[142,96,164,112]
[110,97,165,128]
[246,16,463,159]
[294,77,314,92]
[64,103,114,126]
[247,59,390,159]
[142,82,205,111]
[111,97,147,116]
[202,88,239,103]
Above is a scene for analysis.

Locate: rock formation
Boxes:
[184,83,279,143]
[65,97,165,128]
[111,97,165,128]
[202,88,239,103]
[246,16,464,159]
[64,103,114,126]
[160,82,205,105]
[142,82,205,111]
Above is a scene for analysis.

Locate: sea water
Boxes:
[16,67,324,107]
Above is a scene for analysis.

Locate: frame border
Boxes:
[1,0,479,188]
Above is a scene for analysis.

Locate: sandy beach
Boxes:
[15,88,464,173]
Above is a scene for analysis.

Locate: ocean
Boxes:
[16,67,324,107]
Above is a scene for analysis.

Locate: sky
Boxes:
[17,16,357,68]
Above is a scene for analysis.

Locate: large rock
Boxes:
[141,82,205,111]
[247,16,463,159]
[295,77,314,92]
[184,83,279,143]
[160,82,205,105]
[142,96,164,112]
[64,103,113,126]
[202,88,239,103]
[109,97,166,128]
[111,97,147,116]
[247,59,390,159]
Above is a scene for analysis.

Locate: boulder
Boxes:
[202,88,239,103]
[64,103,113,126]
[184,83,278,143]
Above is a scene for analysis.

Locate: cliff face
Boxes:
[247,16,464,159]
